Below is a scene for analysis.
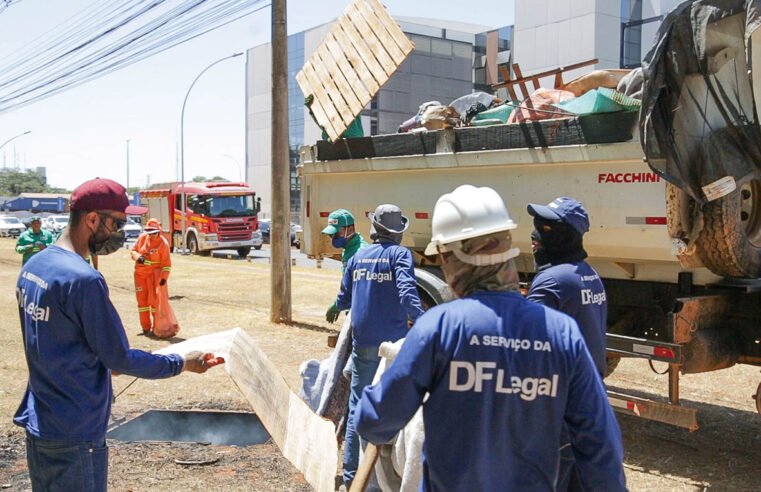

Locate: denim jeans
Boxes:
[26,433,108,492]
[343,344,381,487]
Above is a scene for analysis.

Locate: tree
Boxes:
[191,175,229,182]
[0,169,52,195]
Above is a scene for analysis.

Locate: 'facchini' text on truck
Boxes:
[140,181,262,258]
[299,2,761,430]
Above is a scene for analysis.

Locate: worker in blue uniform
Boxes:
[14,178,218,492]
[327,203,424,489]
[356,185,626,492]
[527,196,610,492]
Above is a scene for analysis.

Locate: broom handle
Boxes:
[349,444,380,492]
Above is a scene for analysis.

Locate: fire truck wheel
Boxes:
[694,179,761,278]
[187,233,200,255]
[237,247,251,258]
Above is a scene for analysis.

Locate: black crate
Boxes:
[578,110,639,144]
[372,131,439,157]
[455,117,587,152]
[315,137,375,161]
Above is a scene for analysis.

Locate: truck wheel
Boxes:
[237,247,251,258]
[605,355,621,379]
[254,245,262,250]
[187,233,200,255]
[694,179,761,278]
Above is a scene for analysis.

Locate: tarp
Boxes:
[640,0,761,203]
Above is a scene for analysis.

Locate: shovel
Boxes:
[349,443,379,492]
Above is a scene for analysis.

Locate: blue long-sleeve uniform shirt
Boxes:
[335,241,424,347]
[527,261,608,377]
[356,291,625,492]
[14,246,184,442]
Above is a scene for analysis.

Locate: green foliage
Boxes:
[191,175,229,183]
[0,169,65,195]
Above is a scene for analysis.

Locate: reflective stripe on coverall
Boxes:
[131,233,171,331]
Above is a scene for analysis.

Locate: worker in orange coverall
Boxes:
[131,218,173,336]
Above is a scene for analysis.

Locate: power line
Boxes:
[0,0,270,114]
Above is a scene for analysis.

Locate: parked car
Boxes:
[0,216,24,238]
[252,229,263,250]
[258,219,271,243]
[123,217,143,241]
[43,215,69,233]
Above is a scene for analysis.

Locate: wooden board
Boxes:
[296,0,415,141]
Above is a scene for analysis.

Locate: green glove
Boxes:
[326,303,341,323]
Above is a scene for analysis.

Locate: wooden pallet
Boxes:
[493,58,599,100]
[296,0,415,141]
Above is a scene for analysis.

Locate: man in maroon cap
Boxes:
[13,178,220,492]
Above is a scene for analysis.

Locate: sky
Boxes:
[0,0,514,191]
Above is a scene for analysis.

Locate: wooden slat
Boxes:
[366,0,415,55]
[331,24,380,95]
[310,52,357,126]
[338,15,388,84]
[355,0,405,64]
[295,0,415,140]
[315,45,364,116]
[499,65,518,101]
[324,32,372,105]
[296,69,340,139]
[346,3,395,76]
[302,61,346,139]
[512,64,531,100]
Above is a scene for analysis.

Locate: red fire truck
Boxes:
[140,181,262,258]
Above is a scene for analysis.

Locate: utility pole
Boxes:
[271,0,291,323]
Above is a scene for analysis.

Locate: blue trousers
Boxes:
[343,344,381,487]
[26,433,108,492]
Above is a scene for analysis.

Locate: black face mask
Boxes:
[89,220,126,256]
[531,217,587,269]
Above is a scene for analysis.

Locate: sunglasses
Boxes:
[97,212,126,231]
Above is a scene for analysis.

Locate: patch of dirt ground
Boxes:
[0,239,760,490]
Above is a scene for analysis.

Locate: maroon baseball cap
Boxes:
[70,178,146,215]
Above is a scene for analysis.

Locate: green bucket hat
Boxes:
[321,209,355,235]
[30,216,41,223]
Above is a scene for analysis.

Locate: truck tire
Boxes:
[694,179,761,278]
[237,247,251,258]
[414,267,453,309]
[187,233,200,255]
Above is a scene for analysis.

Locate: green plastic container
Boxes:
[554,88,641,115]
[473,104,514,123]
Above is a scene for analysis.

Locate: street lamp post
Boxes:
[0,130,31,166]
[179,52,243,254]
[223,154,243,182]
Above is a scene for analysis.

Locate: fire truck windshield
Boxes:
[188,194,255,218]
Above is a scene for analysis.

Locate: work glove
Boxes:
[183,351,213,373]
[136,256,145,264]
[326,303,341,323]
[159,278,167,286]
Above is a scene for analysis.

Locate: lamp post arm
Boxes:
[0,130,31,152]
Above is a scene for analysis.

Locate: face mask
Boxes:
[89,220,127,256]
[332,235,348,249]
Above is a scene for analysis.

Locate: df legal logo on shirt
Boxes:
[581,289,606,306]
[353,268,392,283]
[16,288,50,322]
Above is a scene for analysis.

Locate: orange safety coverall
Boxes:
[131,232,171,332]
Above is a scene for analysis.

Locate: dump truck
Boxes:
[298,2,761,430]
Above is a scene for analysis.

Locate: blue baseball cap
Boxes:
[527,197,590,235]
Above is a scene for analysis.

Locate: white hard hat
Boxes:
[424,185,519,264]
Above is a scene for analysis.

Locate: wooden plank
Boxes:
[310,51,357,126]
[355,0,405,64]
[302,61,345,139]
[315,44,364,116]
[512,64,531,100]
[227,331,339,492]
[331,24,380,95]
[324,32,372,105]
[499,65,518,101]
[346,3,395,76]
[295,69,340,139]
[365,0,415,55]
[337,15,388,85]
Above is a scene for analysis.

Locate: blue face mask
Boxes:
[332,235,348,249]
